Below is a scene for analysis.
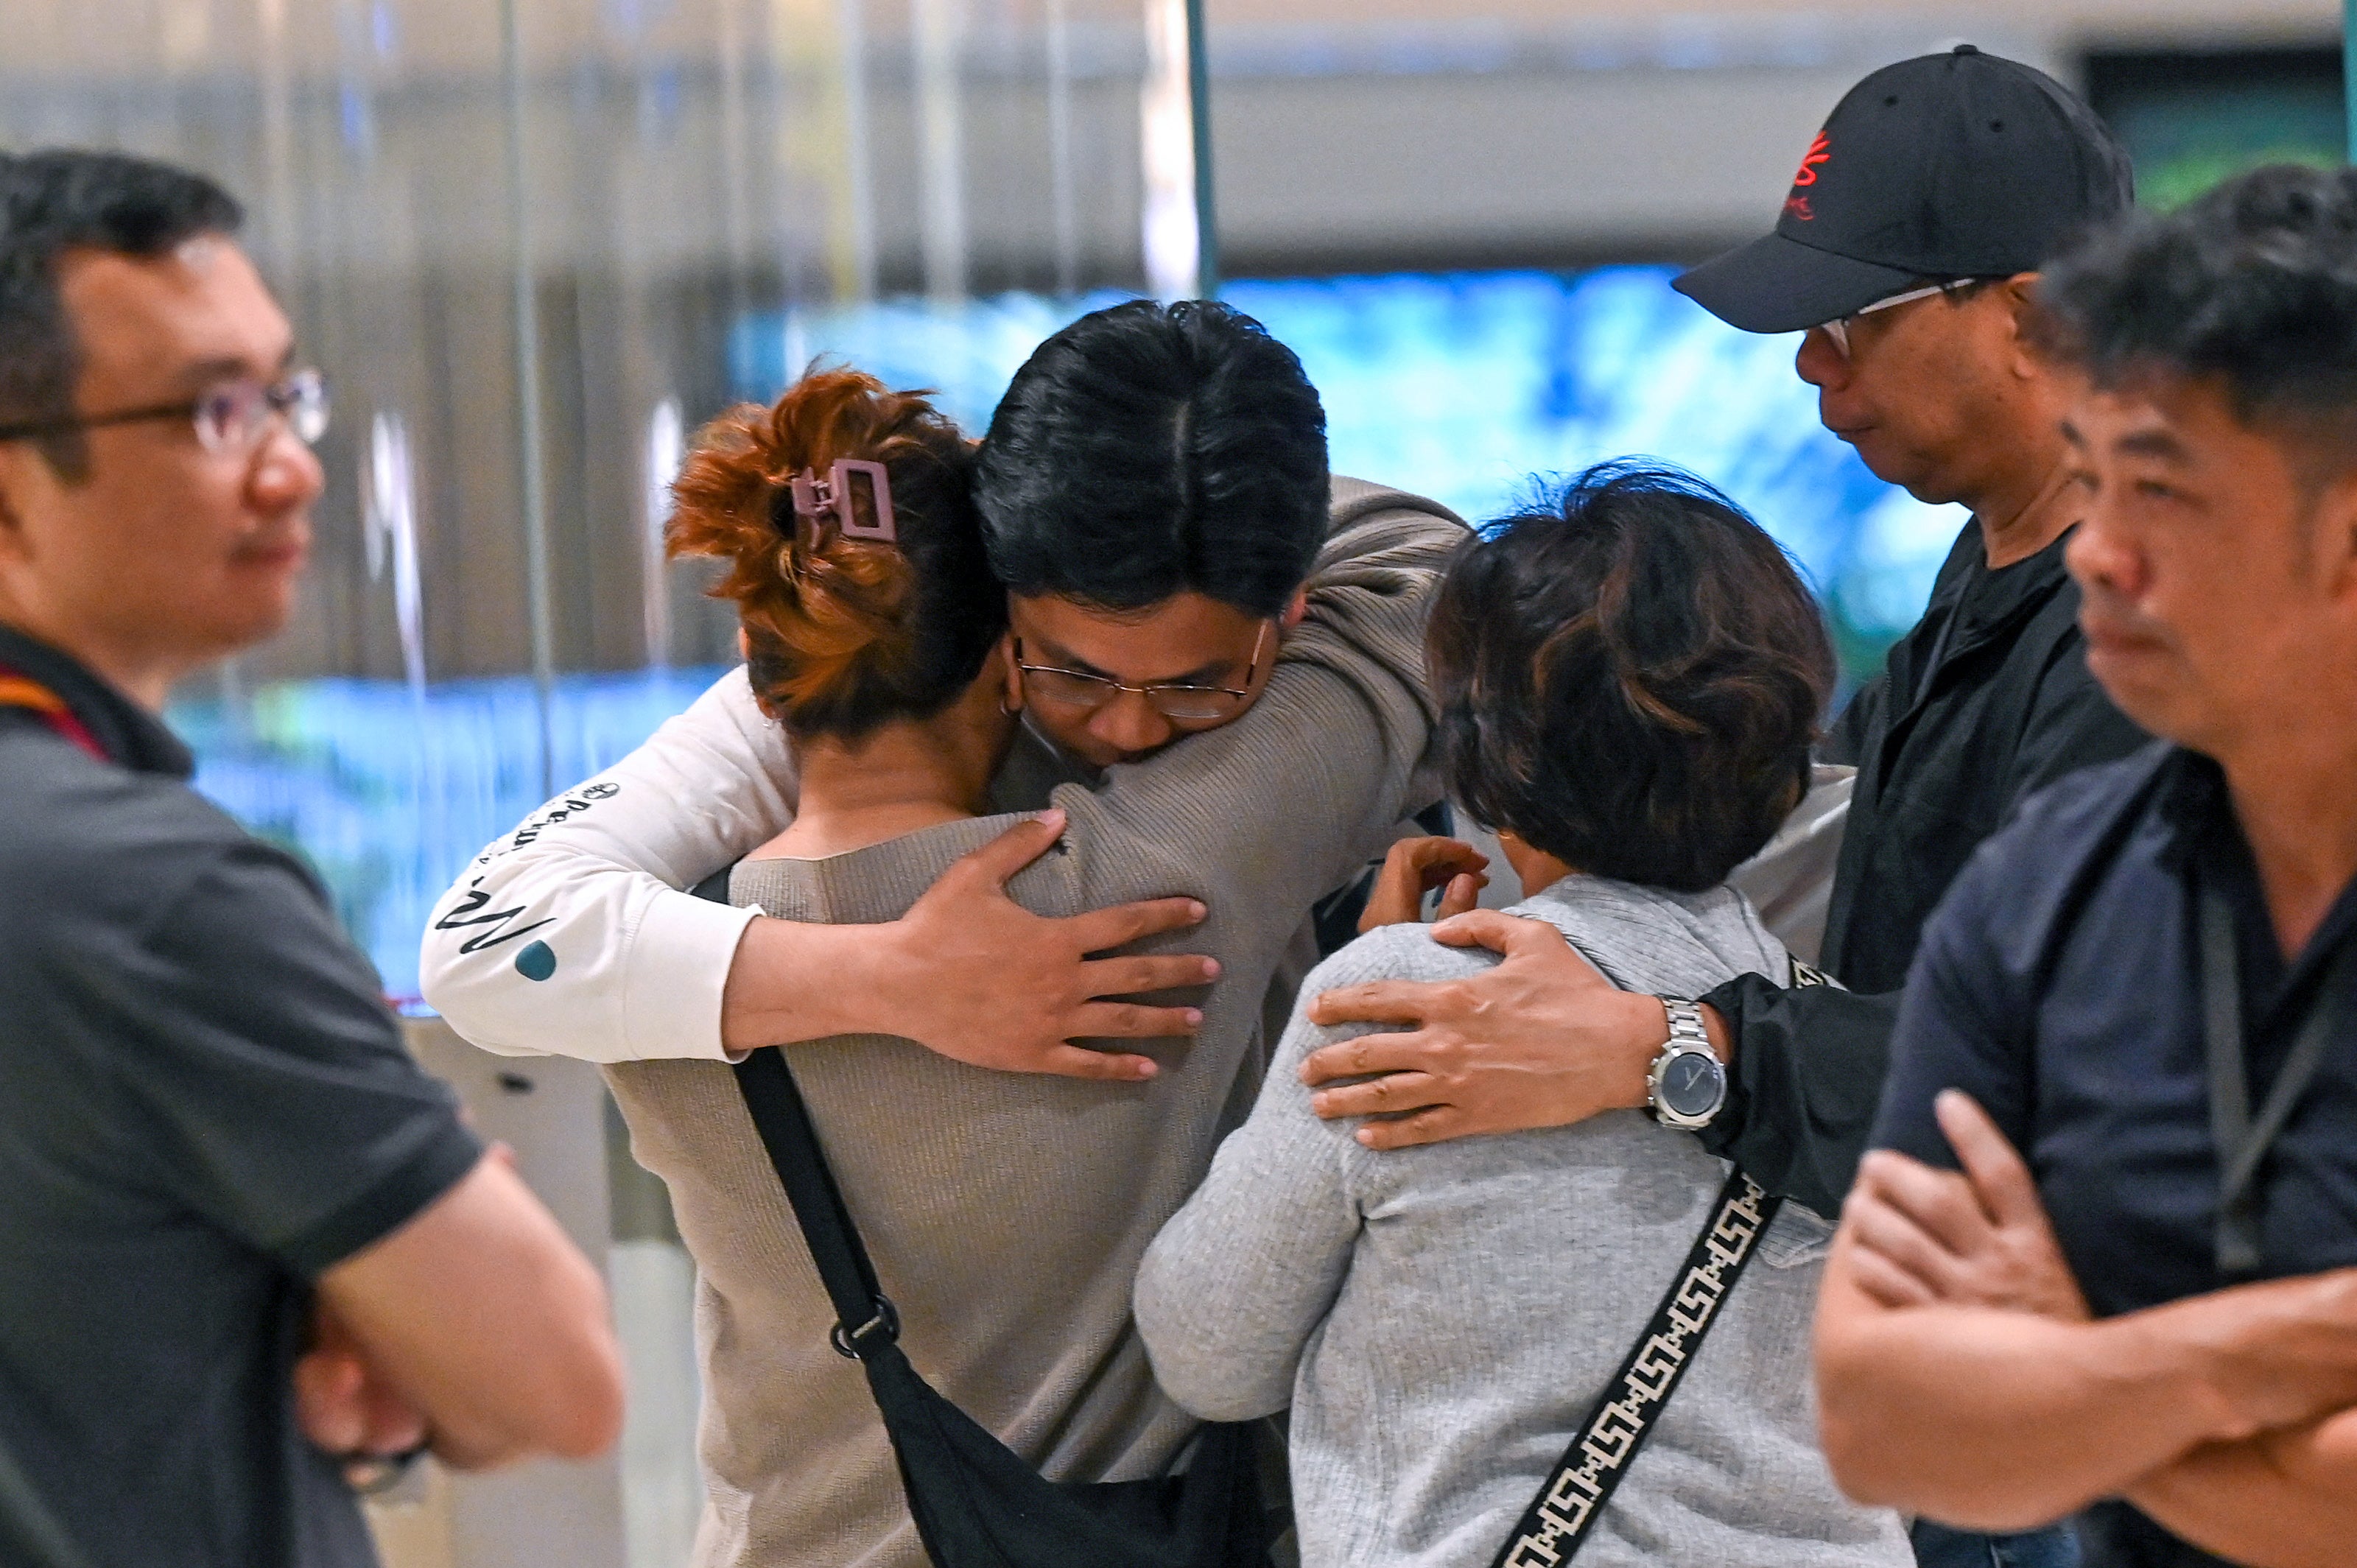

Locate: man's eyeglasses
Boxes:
[1816,283,1974,357]
[1014,621,1271,722]
[0,369,331,457]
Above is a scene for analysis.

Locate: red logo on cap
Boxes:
[1791,130,1832,189]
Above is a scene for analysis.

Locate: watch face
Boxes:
[1659,1050,1724,1118]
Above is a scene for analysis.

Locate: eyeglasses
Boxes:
[1014,621,1271,722]
[0,369,331,457]
[1816,284,1963,358]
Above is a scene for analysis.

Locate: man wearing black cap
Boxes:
[1665,43,2156,1132]
[1302,45,2149,1568]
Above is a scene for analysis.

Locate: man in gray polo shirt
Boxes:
[0,149,625,1568]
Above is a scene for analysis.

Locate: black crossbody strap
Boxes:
[2199,882,2354,1281]
[1489,1170,1785,1568]
[733,1047,903,1358]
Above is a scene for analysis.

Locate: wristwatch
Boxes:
[1646,999,1727,1131]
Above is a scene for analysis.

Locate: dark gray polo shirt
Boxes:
[0,625,482,1568]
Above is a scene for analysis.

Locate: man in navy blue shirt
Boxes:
[1814,166,2357,1568]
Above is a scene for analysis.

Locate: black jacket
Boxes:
[1696,523,2150,1214]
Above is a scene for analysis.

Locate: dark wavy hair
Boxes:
[972,298,1329,617]
[2034,164,2357,451]
[665,367,1003,741]
[1430,463,1833,892]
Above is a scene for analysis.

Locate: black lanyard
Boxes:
[2197,881,2353,1280]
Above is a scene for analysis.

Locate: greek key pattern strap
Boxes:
[1490,1170,1784,1568]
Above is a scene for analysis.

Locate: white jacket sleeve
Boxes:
[417,667,797,1062]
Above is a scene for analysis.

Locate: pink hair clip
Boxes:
[788,459,897,545]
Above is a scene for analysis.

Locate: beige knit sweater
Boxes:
[604,482,1463,1568]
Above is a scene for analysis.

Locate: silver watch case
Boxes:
[1647,999,1727,1131]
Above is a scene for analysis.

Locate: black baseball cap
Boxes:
[1674,45,2135,334]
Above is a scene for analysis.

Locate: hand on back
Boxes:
[750,809,1220,1082]
[1299,909,1665,1149]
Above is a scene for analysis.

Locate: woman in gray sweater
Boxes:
[1136,464,1912,1568]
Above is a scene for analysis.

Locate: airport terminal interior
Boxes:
[4,1,2350,1564]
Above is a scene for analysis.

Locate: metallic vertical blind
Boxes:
[1,0,1206,689]
[0,0,1208,998]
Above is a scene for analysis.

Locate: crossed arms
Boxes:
[298,1146,624,1472]
[1813,1090,2357,1568]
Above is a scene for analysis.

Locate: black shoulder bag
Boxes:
[730,1049,1268,1568]
[698,840,1265,1567]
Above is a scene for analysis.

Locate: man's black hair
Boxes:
[1429,462,1833,893]
[2037,163,2357,440]
[972,298,1329,618]
[0,149,244,479]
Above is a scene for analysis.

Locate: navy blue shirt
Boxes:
[1873,742,2357,1312]
[1871,743,2357,1567]
[0,626,482,1568]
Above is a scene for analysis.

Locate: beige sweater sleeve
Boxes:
[1023,480,1464,988]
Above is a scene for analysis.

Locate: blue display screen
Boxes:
[734,266,1967,667]
[179,265,1957,1002]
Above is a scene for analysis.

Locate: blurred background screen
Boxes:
[2087,43,2346,209]
[3,0,2347,1004]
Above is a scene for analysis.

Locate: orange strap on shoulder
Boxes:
[0,674,68,714]
[0,667,108,762]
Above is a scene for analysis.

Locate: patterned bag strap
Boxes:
[0,665,107,763]
[1489,1168,1786,1568]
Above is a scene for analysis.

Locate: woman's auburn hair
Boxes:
[664,367,999,736]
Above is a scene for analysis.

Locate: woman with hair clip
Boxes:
[603,368,1274,1568]
[1136,463,1913,1568]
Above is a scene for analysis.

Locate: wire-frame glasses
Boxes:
[1014,621,1271,721]
[0,369,331,457]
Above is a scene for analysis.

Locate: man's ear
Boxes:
[997,630,1025,713]
[1281,588,1308,631]
[2312,468,2357,607]
[2000,271,2046,381]
[0,447,32,556]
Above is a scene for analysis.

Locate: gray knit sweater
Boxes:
[1134,877,1911,1568]
[603,483,1461,1568]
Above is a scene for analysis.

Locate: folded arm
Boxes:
[2126,1409,2357,1568]
[315,1149,625,1469]
[1815,1243,2357,1532]
[1819,1090,2357,1558]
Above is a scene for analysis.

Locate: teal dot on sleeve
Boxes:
[515,941,558,982]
